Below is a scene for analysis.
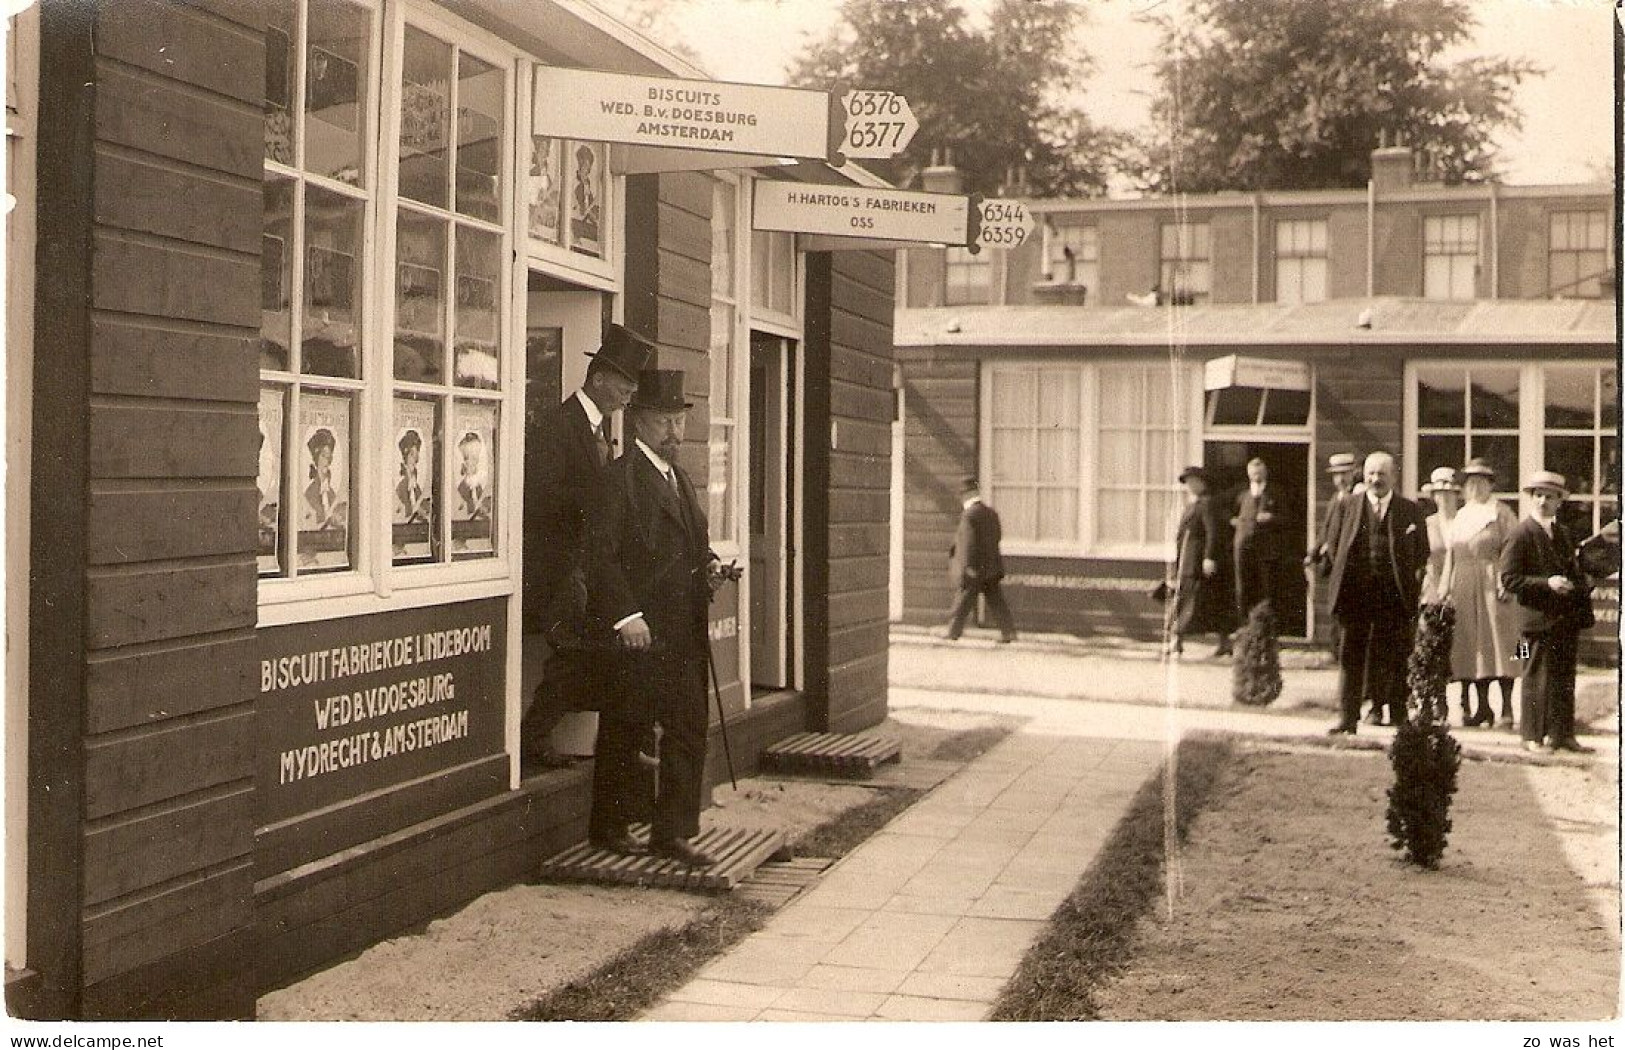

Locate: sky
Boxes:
[634,0,1615,188]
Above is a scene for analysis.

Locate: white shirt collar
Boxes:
[1367,489,1393,515]
[1249,480,1265,496]
[635,438,673,477]
[963,495,982,509]
[573,389,605,430]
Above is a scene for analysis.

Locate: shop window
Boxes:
[1159,221,1210,304]
[708,179,740,548]
[1423,214,1478,300]
[944,245,991,306]
[1543,365,1618,539]
[525,136,607,260]
[1096,364,1187,549]
[1042,223,1097,298]
[1548,211,1609,299]
[1413,363,1519,505]
[751,229,797,320]
[259,0,514,597]
[1274,219,1327,304]
[988,365,1081,544]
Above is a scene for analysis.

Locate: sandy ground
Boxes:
[1093,742,1621,1021]
[257,707,1018,1021]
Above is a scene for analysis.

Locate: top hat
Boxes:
[1178,465,1207,484]
[586,323,657,382]
[630,368,692,412]
[1325,452,1356,474]
[1422,466,1459,494]
[1460,457,1496,480]
[1521,470,1569,497]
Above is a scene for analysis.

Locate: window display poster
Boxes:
[569,140,603,256]
[393,397,437,563]
[299,392,352,571]
[527,135,563,245]
[451,400,496,556]
[259,387,285,575]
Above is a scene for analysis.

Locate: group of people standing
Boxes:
[518,324,730,867]
[1167,449,1607,753]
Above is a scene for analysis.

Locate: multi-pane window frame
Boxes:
[1422,213,1480,300]
[521,58,620,290]
[707,174,746,557]
[981,359,1203,560]
[1040,222,1099,297]
[1409,361,1523,511]
[259,0,522,623]
[944,245,992,306]
[1158,221,1210,304]
[1274,217,1328,305]
[1548,210,1610,299]
[1540,363,1618,543]
[1405,360,1619,540]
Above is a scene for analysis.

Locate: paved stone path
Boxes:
[640,732,1166,1021]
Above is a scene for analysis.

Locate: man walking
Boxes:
[592,367,724,864]
[1325,452,1429,733]
[518,324,652,772]
[1500,471,1595,754]
[943,477,1016,643]
[1231,457,1292,620]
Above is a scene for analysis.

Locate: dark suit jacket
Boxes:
[1231,484,1290,555]
[1175,496,1222,581]
[949,500,1004,585]
[592,450,713,658]
[1499,517,1595,636]
[1326,492,1429,617]
[528,394,611,642]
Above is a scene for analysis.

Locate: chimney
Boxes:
[920,146,963,194]
[1370,145,1414,194]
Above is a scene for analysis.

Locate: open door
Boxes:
[748,333,792,691]
[1202,439,1311,637]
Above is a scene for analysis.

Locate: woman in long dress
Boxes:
[1167,466,1232,657]
[1418,467,1461,718]
[1446,458,1525,729]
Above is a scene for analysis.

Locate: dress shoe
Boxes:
[1163,639,1184,656]
[1550,738,1595,754]
[999,633,1017,644]
[1327,724,1357,736]
[589,832,646,855]
[650,837,718,867]
[1521,740,1553,754]
[1362,710,1384,727]
[1212,643,1233,659]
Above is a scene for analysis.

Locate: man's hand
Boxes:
[1547,574,1576,595]
[619,616,652,650]
[1256,510,1273,523]
[1202,558,1217,577]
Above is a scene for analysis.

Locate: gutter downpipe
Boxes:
[1251,191,1261,303]
[1366,177,1376,298]
[1489,181,1500,299]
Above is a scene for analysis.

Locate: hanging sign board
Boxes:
[971,198,1036,251]
[839,90,919,160]
[533,67,834,160]
[1204,354,1311,392]
[753,180,970,245]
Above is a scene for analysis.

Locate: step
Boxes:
[536,824,786,892]
[759,732,903,779]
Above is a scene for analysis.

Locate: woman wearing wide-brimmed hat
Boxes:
[1444,458,1525,729]
[1166,465,1233,658]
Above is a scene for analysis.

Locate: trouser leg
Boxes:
[1546,632,1579,742]
[945,583,977,638]
[1336,617,1372,729]
[520,649,596,758]
[983,581,1016,638]
[653,656,709,844]
[1521,635,1552,744]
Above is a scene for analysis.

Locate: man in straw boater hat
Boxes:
[1499,470,1596,754]
[590,366,729,864]
[519,323,653,774]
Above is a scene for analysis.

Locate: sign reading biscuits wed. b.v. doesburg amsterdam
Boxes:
[258,599,506,826]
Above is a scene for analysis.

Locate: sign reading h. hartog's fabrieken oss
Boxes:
[753,181,970,244]
[533,67,833,159]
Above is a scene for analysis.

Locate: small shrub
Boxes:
[1231,600,1282,706]
[1385,603,1462,868]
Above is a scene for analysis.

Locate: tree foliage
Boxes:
[1134,0,1540,192]
[788,0,1121,196]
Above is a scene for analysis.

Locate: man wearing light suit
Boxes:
[591,368,724,865]
[1325,452,1430,733]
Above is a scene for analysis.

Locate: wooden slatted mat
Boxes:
[536,824,786,892]
[735,857,833,908]
[760,731,902,778]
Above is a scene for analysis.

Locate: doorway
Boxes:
[1202,439,1311,638]
[521,277,606,755]
[748,333,794,692]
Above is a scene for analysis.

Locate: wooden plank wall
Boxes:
[78,0,264,1019]
[896,350,978,625]
[823,250,895,733]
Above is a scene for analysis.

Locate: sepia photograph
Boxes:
[0,0,1617,1043]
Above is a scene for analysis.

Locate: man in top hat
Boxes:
[943,476,1017,643]
[1499,471,1596,754]
[591,367,727,864]
[1325,451,1430,733]
[519,323,653,774]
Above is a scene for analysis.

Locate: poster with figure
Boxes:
[568,140,603,256]
[527,135,563,245]
[258,387,285,575]
[298,392,351,571]
[451,400,497,557]
[393,397,437,564]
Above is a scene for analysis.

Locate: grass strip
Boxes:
[988,734,1236,1021]
[792,786,924,858]
[928,724,1013,763]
